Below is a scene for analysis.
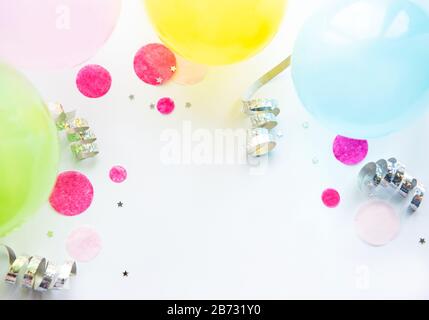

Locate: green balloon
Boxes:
[0,64,59,237]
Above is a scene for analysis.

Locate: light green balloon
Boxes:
[0,64,59,237]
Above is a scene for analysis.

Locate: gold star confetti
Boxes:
[47,231,54,238]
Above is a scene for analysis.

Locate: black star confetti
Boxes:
[117,201,123,208]
[129,94,135,101]
[123,271,129,277]
[150,103,155,110]
[420,238,426,245]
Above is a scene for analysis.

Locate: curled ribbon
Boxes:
[51,103,99,160]
[2,245,77,292]
[242,56,291,158]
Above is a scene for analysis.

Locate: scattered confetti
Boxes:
[134,43,176,86]
[321,188,340,208]
[49,171,94,216]
[157,97,175,115]
[76,64,112,98]
[129,94,135,100]
[117,201,123,208]
[312,157,319,165]
[185,102,192,108]
[123,271,129,277]
[333,135,368,166]
[47,231,54,238]
[172,55,208,85]
[302,121,309,129]
[109,166,127,183]
[66,226,102,262]
[355,201,400,247]
[420,238,426,245]
[150,103,156,109]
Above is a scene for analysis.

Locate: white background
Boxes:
[1,0,429,300]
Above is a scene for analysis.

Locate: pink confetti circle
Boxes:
[322,188,341,208]
[66,226,102,262]
[157,97,175,115]
[355,201,400,246]
[76,64,112,98]
[134,43,176,86]
[49,171,94,216]
[333,135,368,165]
[109,165,127,183]
[173,55,208,85]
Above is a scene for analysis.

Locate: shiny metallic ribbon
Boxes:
[358,158,425,212]
[242,56,291,158]
[1,245,76,292]
[51,103,99,160]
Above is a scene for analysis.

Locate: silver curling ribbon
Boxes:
[1,245,77,292]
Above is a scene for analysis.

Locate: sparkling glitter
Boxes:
[109,166,127,183]
[157,97,175,115]
[76,64,112,98]
[333,135,368,166]
[66,226,102,262]
[355,201,400,246]
[321,188,340,208]
[173,55,208,85]
[49,171,94,216]
[133,43,176,86]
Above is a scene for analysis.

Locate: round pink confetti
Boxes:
[322,188,341,208]
[157,97,175,115]
[66,226,102,262]
[134,43,176,86]
[76,64,112,98]
[333,135,368,165]
[355,201,400,246]
[173,55,208,85]
[49,171,94,216]
[109,165,127,183]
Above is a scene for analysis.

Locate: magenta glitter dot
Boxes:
[66,226,102,262]
[49,171,94,216]
[134,43,176,86]
[109,165,127,183]
[322,188,341,208]
[76,64,112,98]
[157,97,175,115]
[333,135,368,166]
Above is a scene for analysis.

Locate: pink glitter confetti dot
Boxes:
[322,188,340,208]
[333,135,368,166]
[173,55,208,85]
[157,97,175,115]
[109,165,127,183]
[76,64,112,98]
[66,226,102,262]
[134,43,176,86]
[355,201,400,246]
[49,171,94,216]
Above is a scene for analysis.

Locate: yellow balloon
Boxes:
[144,0,287,65]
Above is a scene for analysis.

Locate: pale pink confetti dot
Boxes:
[173,55,208,85]
[76,64,112,98]
[66,226,102,262]
[333,135,368,165]
[109,165,127,183]
[355,201,400,246]
[157,97,175,115]
[134,43,176,86]
[49,171,94,216]
[322,188,341,208]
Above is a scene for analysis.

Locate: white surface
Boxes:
[1,0,429,300]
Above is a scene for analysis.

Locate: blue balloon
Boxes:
[292,0,429,138]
